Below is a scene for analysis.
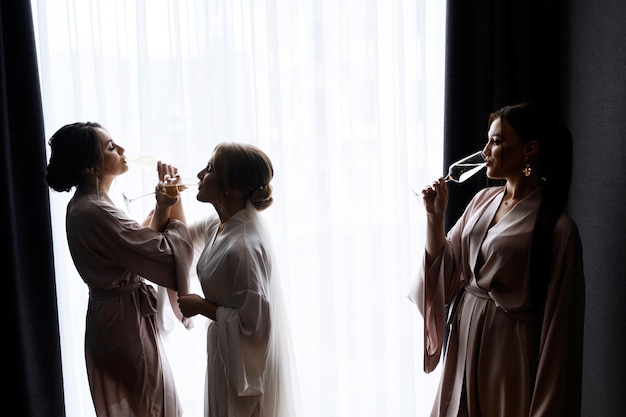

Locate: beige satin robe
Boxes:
[409,185,585,417]
[66,186,193,417]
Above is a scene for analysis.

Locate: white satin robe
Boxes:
[190,208,296,417]
[409,185,585,417]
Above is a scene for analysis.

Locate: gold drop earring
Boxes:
[522,157,532,177]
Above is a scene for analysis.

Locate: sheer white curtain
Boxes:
[32,0,445,416]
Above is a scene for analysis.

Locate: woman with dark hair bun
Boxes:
[178,142,299,417]
[46,122,193,417]
[409,103,585,416]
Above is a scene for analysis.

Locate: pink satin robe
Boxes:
[409,185,585,417]
[65,186,193,417]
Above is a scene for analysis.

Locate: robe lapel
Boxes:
[468,189,502,275]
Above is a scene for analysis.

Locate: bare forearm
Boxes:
[425,215,446,265]
[167,200,187,225]
[178,294,219,321]
[421,178,448,265]
[201,300,218,321]
[149,205,172,232]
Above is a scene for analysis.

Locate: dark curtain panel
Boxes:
[439,0,564,355]
[443,0,562,227]
[564,1,626,415]
[1,1,65,416]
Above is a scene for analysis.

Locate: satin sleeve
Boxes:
[408,239,459,373]
[407,189,493,373]
[215,236,272,396]
[67,199,193,291]
[188,214,220,251]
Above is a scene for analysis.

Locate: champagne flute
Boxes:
[411,150,486,196]
[123,175,198,211]
[443,150,486,183]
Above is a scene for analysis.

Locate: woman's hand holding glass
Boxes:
[422,177,449,218]
[155,179,181,208]
[155,161,183,207]
[123,160,197,211]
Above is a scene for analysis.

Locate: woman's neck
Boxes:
[503,176,542,205]
[216,200,246,224]
[82,174,114,194]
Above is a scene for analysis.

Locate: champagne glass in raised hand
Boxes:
[443,150,486,183]
[161,174,198,197]
[123,175,198,212]
[411,150,486,196]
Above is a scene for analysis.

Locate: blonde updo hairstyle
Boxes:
[212,142,274,211]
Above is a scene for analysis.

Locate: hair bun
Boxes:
[250,184,273,211]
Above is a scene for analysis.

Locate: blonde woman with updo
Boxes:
[178,142,299,417]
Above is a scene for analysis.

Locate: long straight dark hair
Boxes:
[489,103,573,314]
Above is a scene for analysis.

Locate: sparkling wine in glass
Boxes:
[444,150,486,183]
[123,176,198,212]
[163,179,197,197]
[410,150,486,196]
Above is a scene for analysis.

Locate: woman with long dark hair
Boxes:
[46,122,193,417]
[409,103,585,416]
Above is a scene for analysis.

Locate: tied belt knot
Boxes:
[464,283,491,299]
[89,282,157,317]
[447,283,536,324]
